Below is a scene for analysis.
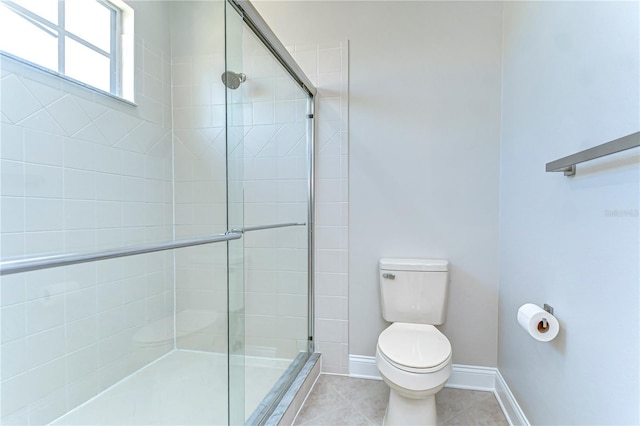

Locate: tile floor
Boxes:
[293,375,509,426]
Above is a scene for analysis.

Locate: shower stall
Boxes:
[0,0,316,424]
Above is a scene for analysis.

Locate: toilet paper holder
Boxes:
[541,304,554,330]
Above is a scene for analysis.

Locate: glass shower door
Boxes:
[225,1,313,422]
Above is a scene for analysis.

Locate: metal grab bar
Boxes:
[232,222,306,233]
[546,131,640,176]
[0,232,243,276]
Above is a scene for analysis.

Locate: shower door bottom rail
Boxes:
[0,232,243,276]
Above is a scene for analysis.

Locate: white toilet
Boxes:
[375,258,452,426]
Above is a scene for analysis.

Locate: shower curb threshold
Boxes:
[259,353,321,426]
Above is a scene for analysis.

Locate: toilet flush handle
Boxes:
[382,273,395,280]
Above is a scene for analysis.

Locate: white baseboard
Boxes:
[349,355,381,380]
[495,369,530,426]
[445,364,496,391]
[348,354,530,426]
[349,354,495,390]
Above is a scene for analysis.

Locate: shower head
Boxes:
[221,71,246,89]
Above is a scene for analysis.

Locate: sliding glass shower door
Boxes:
[0,0,314,424]
[225,2,314,422]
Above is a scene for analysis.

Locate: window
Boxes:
[0,0,133,100]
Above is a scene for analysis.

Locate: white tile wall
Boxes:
[290,42,350,374]
[169,1,229,354]
[0,24,175,425]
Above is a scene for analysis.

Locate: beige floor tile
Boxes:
[436,388,493,423]
[324,375,388,402]
[351,387,389,424]
[294,377,351,424]
[299,405,373,426]
[294,375,508,426]
[443,394,508,426]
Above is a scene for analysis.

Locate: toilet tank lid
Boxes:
[379,258,448,272]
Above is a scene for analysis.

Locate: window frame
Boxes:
[1,0,123,97]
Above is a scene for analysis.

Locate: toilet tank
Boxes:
[379,258,449,325]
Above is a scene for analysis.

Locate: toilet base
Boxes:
[383,388,437,426]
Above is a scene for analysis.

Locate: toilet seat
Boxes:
[377,323,451,374]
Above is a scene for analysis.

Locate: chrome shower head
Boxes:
[221,71,246,89]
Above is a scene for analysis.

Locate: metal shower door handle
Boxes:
[382,273,395,280]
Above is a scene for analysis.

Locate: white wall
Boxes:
[255,1,503,368]
[499,2,639,425]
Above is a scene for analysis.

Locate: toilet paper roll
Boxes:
[517,303,559,342]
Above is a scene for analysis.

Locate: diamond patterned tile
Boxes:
[274,124,306,157]
[72,122,109,146]
[93,109,143,146]
[17,109,65,135]
[74,97,109,121]
[317,120,340,148]
[1,74,42,123]
[243,124,281,158]
[21,77,64,107]
[174,129,212,159]
[116,121,170,154]
[46,96,91,135]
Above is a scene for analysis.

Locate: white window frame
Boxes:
[0,0,134,102]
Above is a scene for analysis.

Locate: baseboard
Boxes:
[349,354,495,390]
[348,354,529,426]
[349,355,381,380]
[494,369,530,426]
[445,364,496,391]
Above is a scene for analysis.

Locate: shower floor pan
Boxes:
[51,350,288,425]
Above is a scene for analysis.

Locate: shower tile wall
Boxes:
[169,1,228,354]
[290,42,349,374]
[0,2,175,424]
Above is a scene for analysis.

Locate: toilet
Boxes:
[375,258,452,426]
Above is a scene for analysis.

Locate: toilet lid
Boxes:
[378,323,451,370]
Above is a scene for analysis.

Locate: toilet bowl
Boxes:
[376,259,452,426]
[375,323,452,425]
